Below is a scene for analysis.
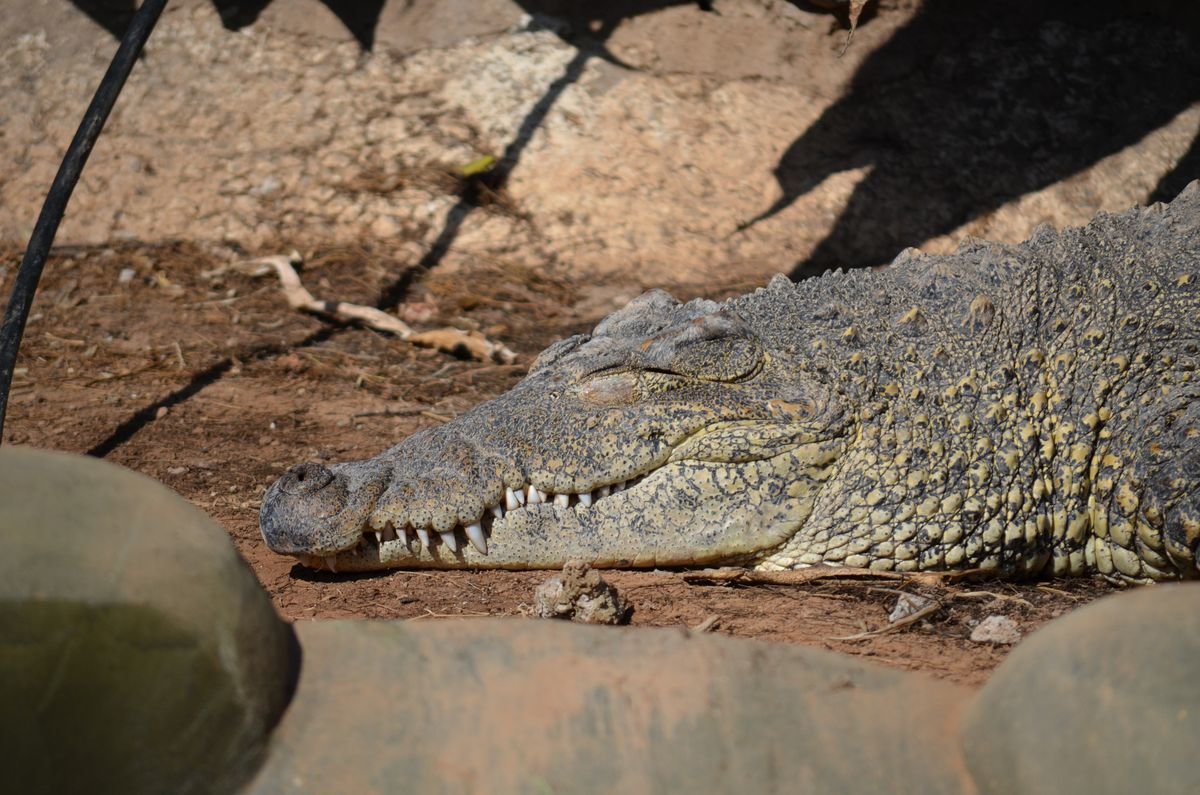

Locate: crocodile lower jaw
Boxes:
[300,475,649,572]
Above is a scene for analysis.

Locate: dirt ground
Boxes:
[2,239,1113,685]
[3,0,1196,686]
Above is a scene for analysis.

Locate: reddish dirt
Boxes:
[2,240,1118,686]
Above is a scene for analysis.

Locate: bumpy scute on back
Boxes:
[261,183,1200,582]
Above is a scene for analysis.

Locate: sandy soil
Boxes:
[3,0,1196,686]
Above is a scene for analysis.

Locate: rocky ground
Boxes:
[2,0,1197,684]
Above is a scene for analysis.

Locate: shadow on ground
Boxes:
[67,1,1199,282]
[68,0,387,48]
[738,0,1200,278]
[67,0,748,52]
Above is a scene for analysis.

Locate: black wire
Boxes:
[0,0,169,443]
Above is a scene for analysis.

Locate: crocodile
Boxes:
[260,183,1200,581]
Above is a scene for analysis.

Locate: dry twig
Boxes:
[829,598,943,641]
[950,590,1034,608]
[239,253,517,364]
[1036,585,1083,600]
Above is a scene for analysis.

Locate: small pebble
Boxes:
[970,615,1022,645]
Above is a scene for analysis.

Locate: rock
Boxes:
[0,447,296,794]
[533,560,631,625]
[962,584,1200,794]
[970,615,1022,645]
[254,614,972,794]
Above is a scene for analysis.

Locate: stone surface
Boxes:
[963,583,1200,795]
[2,1,1197,288]
[0,446,296,794]
[247,617,972,794]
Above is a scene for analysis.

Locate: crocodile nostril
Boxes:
[281,462,334,495]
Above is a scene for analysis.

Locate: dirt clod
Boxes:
[533,561,632,625]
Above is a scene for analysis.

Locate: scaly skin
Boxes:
[260,184,1200,581]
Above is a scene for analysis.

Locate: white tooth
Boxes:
[578,492,592,507]
[440,530,459,552]
[382,524,399,543]
[491,504,505,519]
[597,485,610,498]
[554,493,569,508]
[465,522,488,554]
[527,487,543,505]
[612,481,625,493]
[324,556,338,573]
[415,527,431,549]
[514,487,526,506]
[505,487,521,510]
[373,532,384,545]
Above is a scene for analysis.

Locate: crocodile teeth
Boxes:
[347,477,639,566]
[505,487,524,509]
[325,556,338,573]
[465,522,488,554]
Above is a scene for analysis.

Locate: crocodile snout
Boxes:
[259,460,389,557]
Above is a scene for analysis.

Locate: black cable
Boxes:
[0,0,169,443]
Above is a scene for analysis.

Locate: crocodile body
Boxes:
[260,184,1200,581]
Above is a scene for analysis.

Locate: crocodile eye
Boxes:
[578,372,639,405]
[636,311,762,382]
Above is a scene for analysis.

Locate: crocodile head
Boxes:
[260,288,849,571]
